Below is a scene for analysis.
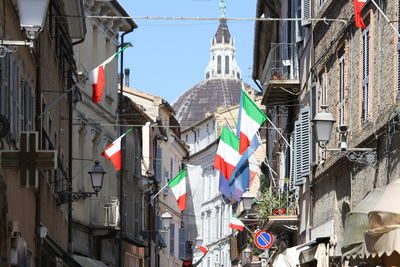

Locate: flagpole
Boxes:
[265,115,291,148]
[371,0,400,38]
[151,182,169,201]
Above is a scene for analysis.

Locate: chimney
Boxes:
[124,68,130,87]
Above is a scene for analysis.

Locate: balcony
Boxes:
[262,43,300,105]
[92,197,120,229]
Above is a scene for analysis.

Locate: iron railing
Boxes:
[263,43,299,84]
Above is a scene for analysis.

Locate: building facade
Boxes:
[0,0,85,266]
[253,0,400,266]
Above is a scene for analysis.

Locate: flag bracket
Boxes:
[56,191,97,206]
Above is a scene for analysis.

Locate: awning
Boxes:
[363,179,400,266]
[341,186,385,265]
[299,238,330,266]
[270,244,311,267]
[73,255,109,267]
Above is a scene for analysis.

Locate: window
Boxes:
[170,157,174,179]
[169,223,175,256]
[217,55,222,74]
[338,52,345,126]
[225,55,229,74]
[362,25,370,125]
[178,228,186,260]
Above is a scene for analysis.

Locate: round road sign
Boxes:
[254,231,274,250]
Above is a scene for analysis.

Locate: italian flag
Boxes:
[238,90,267,154]
[214,127,241,180]
[199,246,208,254]
[229,215,245,231]
[101,129,132,170]
[169,169,187,211]
[89,45,131,103]
[353,0,366,29]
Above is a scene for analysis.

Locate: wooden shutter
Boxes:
[295,0,304,42]
[289,134,296,191]
[398,0,400,96]
[311,82,318,166]
[294,120,303,185]
[339,55,345,126]
[169,223,175,256]
[362,26,370,124]
[155,147,162,182]
[178,228,186,260]
[299,107,310,180]
[301,0,311,26]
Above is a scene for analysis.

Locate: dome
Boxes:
[172,78,252,127]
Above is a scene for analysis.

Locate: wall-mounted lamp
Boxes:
[161,211,172,231]
[312,105,377,166]
[241,190,255,212]
[0,0,50,58]
[57,161,106,205]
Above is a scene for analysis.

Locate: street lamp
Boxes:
[161,211,172,230]
[243,247,252,261]
[88,160,106,194]
[312,105,335,148]
[17,0,50,40]
[0,0,50,57]
[241,190,255,211]
[312,105,377,166]
[57,161,106,205]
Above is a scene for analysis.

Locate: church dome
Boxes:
[173,79,252,127]
[172,20,253,128]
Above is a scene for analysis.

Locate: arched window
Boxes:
[225,56,229,74]
[206,72,210,79]
[217,55,222,74]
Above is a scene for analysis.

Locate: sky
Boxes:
[118,0,258,104]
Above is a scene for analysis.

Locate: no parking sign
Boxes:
[254,231,274,250]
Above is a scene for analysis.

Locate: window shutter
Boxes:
[155,147,162,182]
[289,134,296,191]
[362,27,370,123]
[398,0,400,96]
[339,55,345,126]
[311,82,318,166]
[178,228,186,260]
[294,120,303,185]
[296,0,304,42]
[169,223,175,256]
[301,0,311,26]
[299,107,310,180]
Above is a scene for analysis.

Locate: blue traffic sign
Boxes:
[254,231,274,249]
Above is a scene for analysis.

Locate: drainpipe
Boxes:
[118,28,134,267]
[35,32,42,267]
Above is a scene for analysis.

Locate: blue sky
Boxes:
[118,0,257,103]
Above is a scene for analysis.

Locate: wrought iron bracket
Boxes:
[327,148,377,166]
[57,191,97,206]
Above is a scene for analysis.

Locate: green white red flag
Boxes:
[214,127,241,180]
[89,45,131,103]
[238,90,267,154]
[229,215,245,231]
[354,0,366,29]
[101,129,132,170]
[199,246,208,254]
[169,169,187,211]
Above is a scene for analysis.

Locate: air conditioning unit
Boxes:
[104,199,119,227]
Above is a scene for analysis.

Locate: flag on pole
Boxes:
[89,45,131,103]
[199,246,208,254]
[229,215,245,231]
[101,129,132,170]
[214,127,241,180]
[168,169,187,211]
[237,90,267,154]
[354,0,367,29]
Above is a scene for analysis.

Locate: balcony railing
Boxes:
[92,197,120,228]
[264,43,299,83]
[258,186,298,217]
